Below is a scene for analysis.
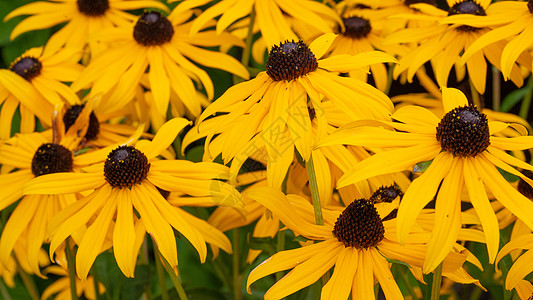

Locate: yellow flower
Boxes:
[244,187,468,299]
[171,0,341,48]
[385,0,526,94]
[72,10,249,118]
[0,114,89,276]
[442,0,533,80]
[4,0,169,56]
[23,118,242,279]
[318,87,533,272]
[186,34,396,189]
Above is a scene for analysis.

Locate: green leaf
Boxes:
[120,265,150,300]
[1,28,51,66]
[497,167,519,183]
[248,236,275,253]
[413,159,433,173]
[293,235,310,243]
[501,85,533,112]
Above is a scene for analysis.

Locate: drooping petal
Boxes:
[321,247,358,300]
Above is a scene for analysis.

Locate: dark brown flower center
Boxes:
[448,1,486,32]
[77,0,109,16]
[104,145,150,188]
[10,57,42,81]
[529,0,533,14]
[31,143,73,177]
[518,170,533,200]
[342,16,371,39]
[436,105,490,157]
[333,199,385,249]
[133,11,174,46]
[63,104,100,141]
[266,40,318,81]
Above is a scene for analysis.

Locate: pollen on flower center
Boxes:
[266,40,318,82]
[77,0,109,16]
[63,104,100,141]
[104,145,150,188]
[448,0,486,32]
[341,16,371,39]
[333,199,385,249]
[133,11,174,46]
[31,143,73,177]
[436,105,490,157]
[10,57,42,81]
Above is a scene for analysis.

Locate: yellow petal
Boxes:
[352,249,374,299]
[442,87,469,112]
[23,172,106,195]
[113,189,137,278]
[321,247,358,300]
[308,33,337,60]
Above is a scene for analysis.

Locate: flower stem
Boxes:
[159,251,188,300]
[153,245,169,300]
[468,78,482,108]
[0,278,11,300]
[492,66,501,111]
[65,240,79,300]
[306,154,323,225]
[233,228,242,300]
[519,76,533,120]
[91,266,102,300]
[430,262,443,300]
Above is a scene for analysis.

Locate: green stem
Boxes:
[233,8,256,85]
[468,78,482,108]
[430,262,443,300]
[158,247,188,300]
[519,76,533,120]
[153,245,169,300]
[233,228,242,300]
[492,66,501,111]
[306,154,323,225]
[383,63,395,95]
[140,237,152,300]
[90,266,102,300]
[400,268,418,300]
[0,278,11,300]
[65,240,79,300]
[212,257,233,290]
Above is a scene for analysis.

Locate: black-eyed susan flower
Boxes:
[0,70,52,140]
[4,0,170,56]
[23,118,243,279]
[187,35,396,189]
[171,0,341,48]
[244,187,468,299]
[0,120,88,276]
[72,10,249,118]
[385,0,526,94]
[325,7,406,91]
[9,46,83,106]
[318,87,533,273]
[442,0,533,81]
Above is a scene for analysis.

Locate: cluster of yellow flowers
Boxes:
[1,0,533,299]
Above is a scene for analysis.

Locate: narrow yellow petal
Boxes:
[23,172,106,195]
[352,250,374,299]
[76,190,117,279]
[463,159,499,263]
[506,249,533,290]
[370,249,403,299]
[321,248,358,300]
[113,189,136,278]
[264,243,341,300]
[424,158,463,273]
[442,87,469,112]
